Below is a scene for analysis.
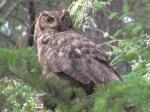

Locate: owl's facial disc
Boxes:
[46,16,58,29]
[39,11,59,31]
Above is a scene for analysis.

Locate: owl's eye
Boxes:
[46,17,54,23]
[61,17,67,22]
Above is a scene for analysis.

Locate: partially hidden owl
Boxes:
[34,10,121,94]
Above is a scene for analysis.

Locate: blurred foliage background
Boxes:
[0,0,150,112]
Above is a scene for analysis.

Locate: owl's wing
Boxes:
[45,31,121,84]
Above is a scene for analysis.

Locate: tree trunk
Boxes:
[27,0,35,47]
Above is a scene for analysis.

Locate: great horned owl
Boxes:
[34,10,72,64]
[34,10,121,94]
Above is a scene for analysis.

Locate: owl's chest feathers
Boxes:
[38,31,91,64]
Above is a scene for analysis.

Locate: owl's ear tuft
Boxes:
[62,9,67,13]
[60,9,71,23]
[39,10,49,16]
[61,9,69,17]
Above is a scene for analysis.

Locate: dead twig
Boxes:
[0,31,18,47]
[98,39,123,47]
[0,0,8,11]
[3,0,20,19]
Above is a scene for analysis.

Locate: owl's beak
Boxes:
[48,22,59,31]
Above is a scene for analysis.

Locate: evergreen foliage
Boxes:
[0,0,150,111]
[94,70,150,112]
[0,47,149,111]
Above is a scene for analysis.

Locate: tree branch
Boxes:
[88,27,114,40]
[0,32,18,47]
[2,0,20,19]
[98,39,123,47]
[10,15,28,28]
[27,0,35,47]
[0,0,8,11]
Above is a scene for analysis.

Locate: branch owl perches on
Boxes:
[34,9,121,94]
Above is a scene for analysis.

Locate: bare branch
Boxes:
[98,39,123,47]
[0,31,18,47]
[88,27,114,40]
[98,36,149,47]
[0,0,8,11]
[87,28,124,47]
[2,0,20,19]
[10,15,29,28]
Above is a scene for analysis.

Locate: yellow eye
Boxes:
[46,17,54,23]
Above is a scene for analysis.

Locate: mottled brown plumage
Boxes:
[34,10,121,94]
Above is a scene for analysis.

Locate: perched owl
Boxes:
[34,10,121,94]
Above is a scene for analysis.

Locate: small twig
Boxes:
[0,0,8,11]
[27,19,37,31]
[10,15,28,28]
[87,27,149,47]
[87,27,124,47]
[99,39,123,47]
[0,31,18,47]
[3,0,20,19]
[88,27,114,39]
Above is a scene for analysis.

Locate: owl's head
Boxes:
[38,10,60,31]
[34,10,73,39]
[34,10,61,40]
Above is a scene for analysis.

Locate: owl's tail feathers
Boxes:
[91,64,122,84]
